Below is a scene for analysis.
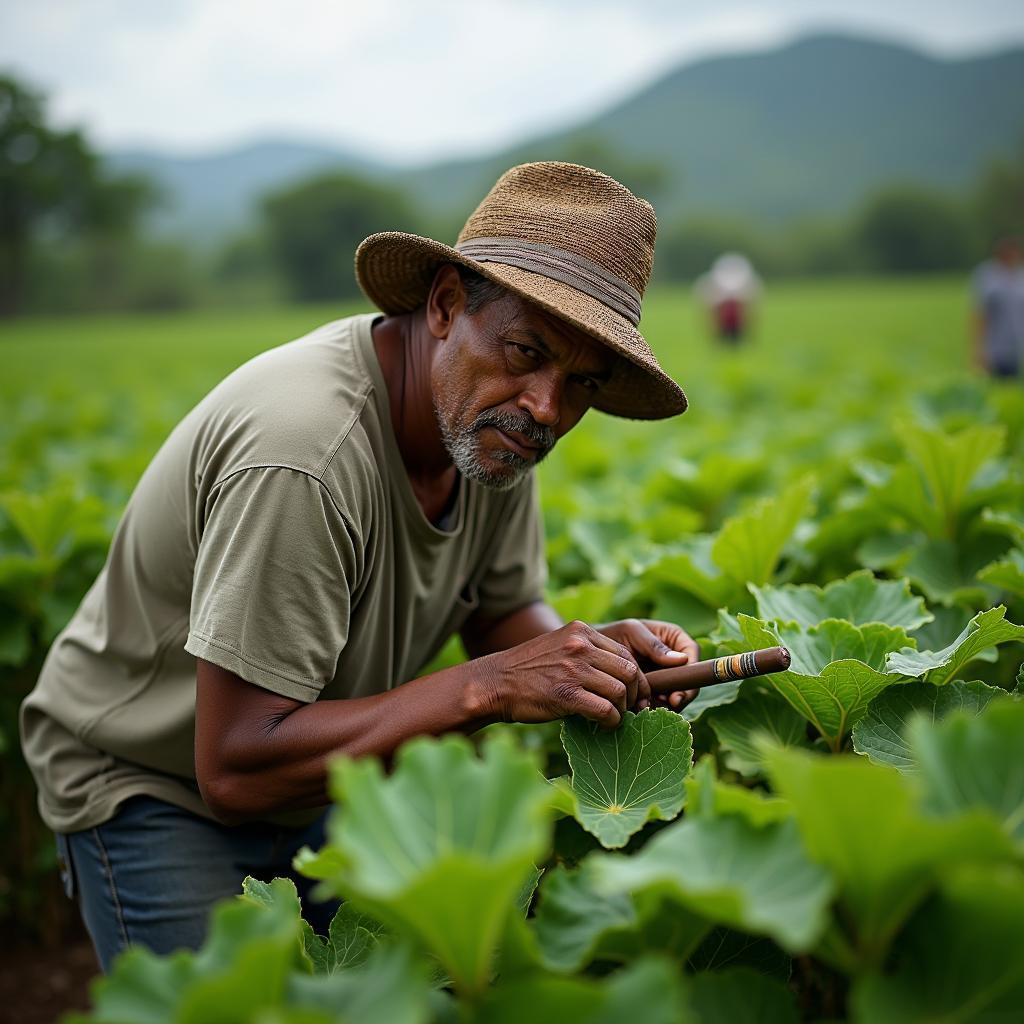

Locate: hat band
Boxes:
[455,236,642,326]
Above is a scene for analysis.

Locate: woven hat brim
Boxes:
[355,231,687,420]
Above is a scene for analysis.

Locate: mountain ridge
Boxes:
[108,33,1024,243]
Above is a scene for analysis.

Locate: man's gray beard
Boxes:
[434,403,555,491]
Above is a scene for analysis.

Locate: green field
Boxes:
[0,276,982,504]
[4,278,1024,1021]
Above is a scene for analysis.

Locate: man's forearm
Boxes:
[200,601,567,823]
[197,657,502,823]
[461,599,564,658]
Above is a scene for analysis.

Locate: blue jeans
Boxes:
[56,795,339,973]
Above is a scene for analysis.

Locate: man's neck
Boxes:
[371,315,459,523]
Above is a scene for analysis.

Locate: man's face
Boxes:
[431,290,615,490]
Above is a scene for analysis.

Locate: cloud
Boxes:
[2,0,1022,159]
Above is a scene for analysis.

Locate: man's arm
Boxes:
[195,617,644,825]
[460,599,563,657]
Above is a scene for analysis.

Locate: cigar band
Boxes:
[712,651,759,682]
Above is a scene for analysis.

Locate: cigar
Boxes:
[645,646,791,693]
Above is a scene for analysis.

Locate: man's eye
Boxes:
[573,375,599,391]
[509,343,540,362]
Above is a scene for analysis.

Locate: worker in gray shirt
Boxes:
[972,236,1024,378]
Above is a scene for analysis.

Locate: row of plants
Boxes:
[74,664,1024,1022]
[2,285,1023,1018]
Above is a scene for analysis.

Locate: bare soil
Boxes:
[0,922,98,1024]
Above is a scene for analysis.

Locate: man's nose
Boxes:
[517,374,562,428]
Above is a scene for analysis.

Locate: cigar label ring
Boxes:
[646,646,791,694]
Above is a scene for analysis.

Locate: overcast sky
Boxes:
[3,0,1024,163]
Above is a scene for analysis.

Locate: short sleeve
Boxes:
[184,467,358,702]
[475,472,548,620]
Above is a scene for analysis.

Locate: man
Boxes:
[694,252,762,345]
[20,161,697,972]
[972,235,1024,378]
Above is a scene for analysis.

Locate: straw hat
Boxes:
[355,161,687,419]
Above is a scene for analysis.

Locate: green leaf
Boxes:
[0,614,30,666]
[737,615,909,750]
[561,709,693,849]
[765,746,1018,966]
[689,968,799,1024]
[852,680,1008,772]
[302,733,554,996]
[851,868,1024,1024]
[641,537,739,611]
[782,618,913,674]
[978,547,1024,597]
[285,941,433,1024]
[532,860,711,973]
[679,678,743,723]
[531,862,638,971]
[901,536,1000,608]
[687,927,791,981]
[707,684,809,777]
[0,488,108,560]
[897,420,1005,538]
[684,757,792,827]
[474,956,690,1024]
[548,581,616,624]
[981,508,1024,546]
[750,570,932,631]
[592,813,833,952]
[885,606,1024,683]
[712,478,814,587]
[239,877,326,975]
[910,699,1024,844]
[84,876,309,1024]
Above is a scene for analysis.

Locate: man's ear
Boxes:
[425,264,466,341]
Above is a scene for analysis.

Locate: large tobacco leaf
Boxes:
[591,811,833,952]
[638,478,813,615]
[910,698,1024,845]
[683,758,792,828]
[473,956,689,1024]
[851,679,1007,772]
[68,875,432,1024]
[688,967,799,1024]
[294,733,554,996]
[858,422,1005,539]
[765,746,1018,967]
[977,546,1024,597]
[710,477,815,588]
[707,683,809,777]
[851,868,1024,1024]
[560,708,692,849]
[884,605,1024,682]
[283,942,434,1024]
[531,861,708,972]
[749,570,932,631]
[736,615,912,750]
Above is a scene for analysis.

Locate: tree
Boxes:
[262,173,421,302]
[0,75,157,316]
[853,185,970,273]
[972,148,1024,254]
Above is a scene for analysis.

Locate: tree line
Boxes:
[2,72,1022,317]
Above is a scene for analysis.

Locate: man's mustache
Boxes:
[471,409,556,453]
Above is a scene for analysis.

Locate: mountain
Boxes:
[108,139,386,243]
[109,34,1024,242]
[394,34,1024,226]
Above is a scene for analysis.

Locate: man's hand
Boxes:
[481,619,645,728]
[594,618,700,712]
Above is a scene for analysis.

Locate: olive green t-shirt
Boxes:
[20,313,546,833]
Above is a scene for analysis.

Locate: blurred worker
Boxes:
[694,252,762,344]
[972,236,1024,378]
